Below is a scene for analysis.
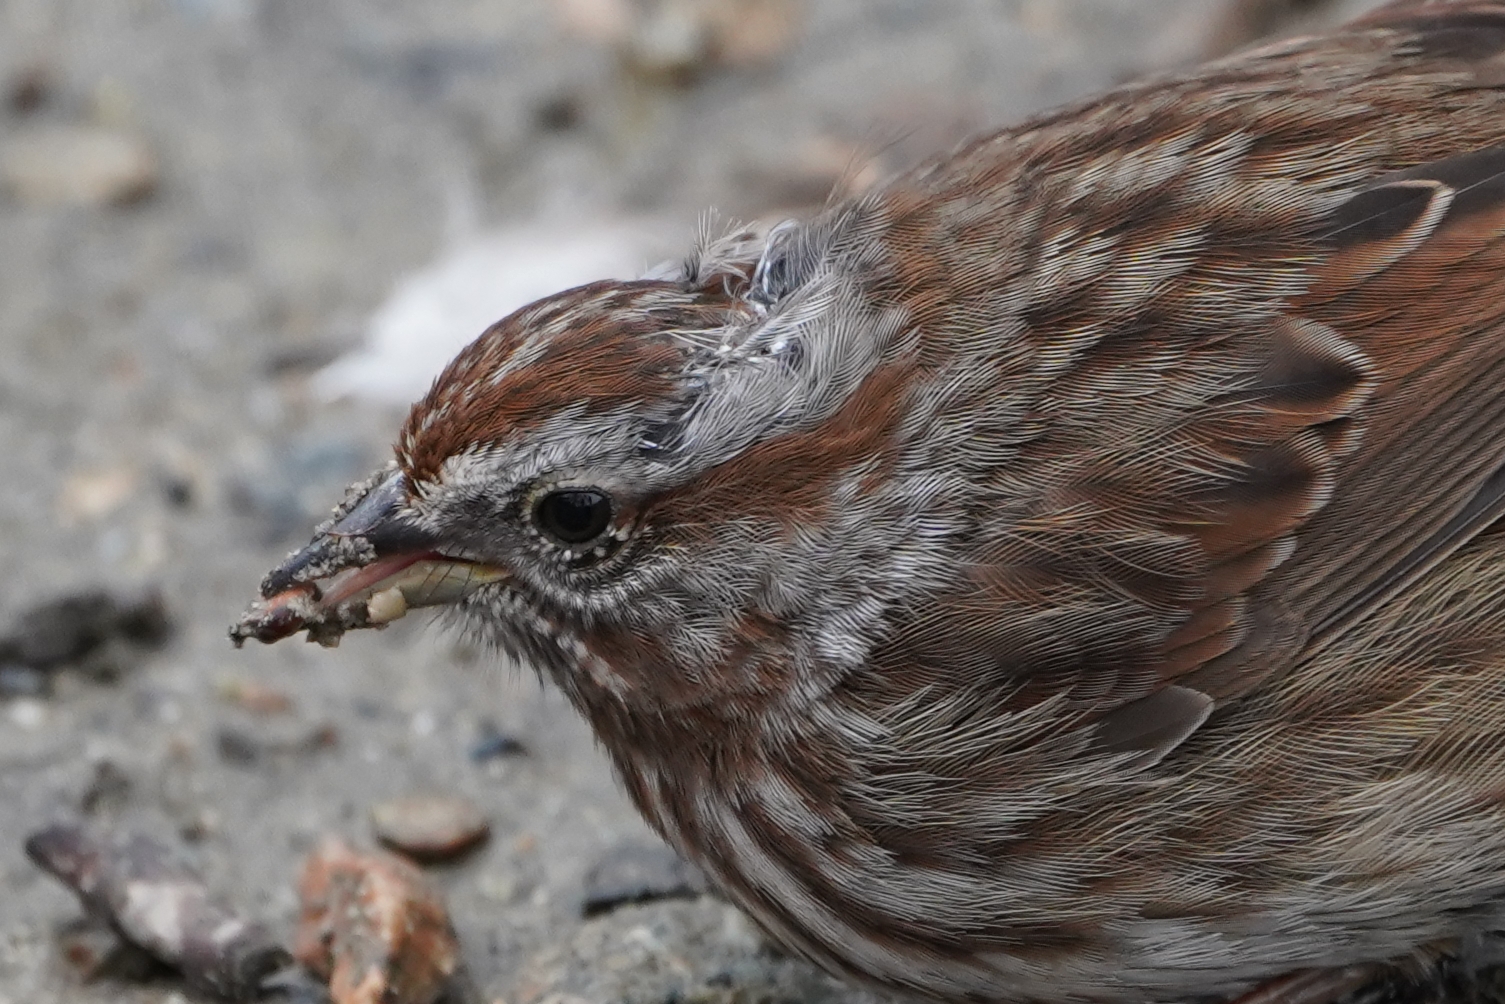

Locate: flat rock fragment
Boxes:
[293,836,461,1004]
[369,794,491,863]
[24,823,289,999]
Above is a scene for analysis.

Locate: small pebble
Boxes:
[352,698,385,720]
[1,124,157,206]
[216,727,262,765]
[469,722,527,762]
[262,344,343,377]
[55,465,137,525]
[624,2,711,84]
[0,588,172,672]
[6,64,51,115]
[294,836,460,1004]
[161,474,195,509]
[532,91,583,132]
[3,591,118,666]
[8,698,46,729]
[301,723,340,752]
[581,841,704,916]
[705,0,803,68]
[218,677,295,715]
[409,709,437,738]
[79,759,132,815]
[370,794,490,862]
[217,722,338,765]
[0,664,47,697]
[177,807,220,843]
[558,0,802,82]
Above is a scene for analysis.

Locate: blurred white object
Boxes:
[315,218,680,405]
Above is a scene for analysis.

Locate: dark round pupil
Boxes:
[535,490,612,545]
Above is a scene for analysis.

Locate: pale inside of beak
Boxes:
[319,553,509,623]
[230,551,507,648]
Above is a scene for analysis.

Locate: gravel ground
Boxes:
[0,3,1382,1003]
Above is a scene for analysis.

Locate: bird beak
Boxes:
[230,469,507,648]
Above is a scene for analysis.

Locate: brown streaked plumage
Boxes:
[233,3,1505,1001]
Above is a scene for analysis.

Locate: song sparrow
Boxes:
[233,2,1505,1001]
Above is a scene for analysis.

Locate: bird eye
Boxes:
[533,489,614,545]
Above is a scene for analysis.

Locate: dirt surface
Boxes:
[0,2,1382,1003]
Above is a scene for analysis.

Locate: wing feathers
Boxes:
[1037,146,1505,750]
[1314,180,1454,295]
[892,13,1505,767]
[1091,685,1214,767]
[1285,144,1505,646]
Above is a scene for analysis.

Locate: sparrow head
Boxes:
[239,215,930,729]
